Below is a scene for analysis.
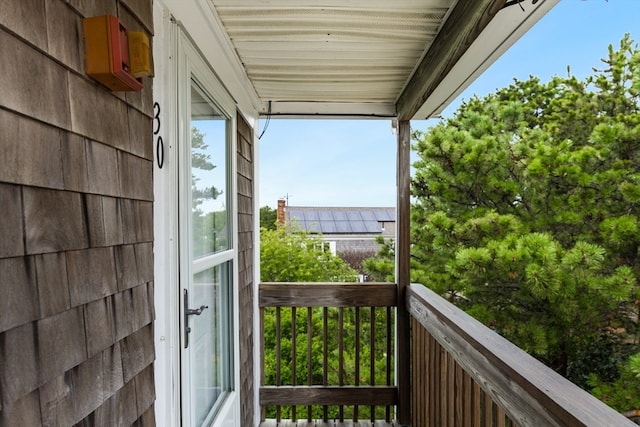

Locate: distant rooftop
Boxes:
[286,206,395,234]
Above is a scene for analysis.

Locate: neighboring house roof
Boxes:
[287,206,395,234]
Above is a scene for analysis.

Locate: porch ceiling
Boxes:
[207,0,558,119]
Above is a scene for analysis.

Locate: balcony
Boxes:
[258,282,636,427]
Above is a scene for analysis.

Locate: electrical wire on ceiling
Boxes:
[503,0,540,11]
[259,100,272,140]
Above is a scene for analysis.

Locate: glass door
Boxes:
[179,66,234,426]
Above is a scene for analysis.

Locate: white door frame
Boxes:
[153,3,241,425]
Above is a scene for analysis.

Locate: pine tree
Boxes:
[366,37,640,400]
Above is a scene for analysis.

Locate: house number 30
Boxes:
[153,102,164,169]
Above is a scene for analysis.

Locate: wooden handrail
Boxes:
[260,386,397,406]
[407,283,637,427]
[259,282,397,307]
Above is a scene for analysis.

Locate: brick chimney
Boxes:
[277,199,286,225]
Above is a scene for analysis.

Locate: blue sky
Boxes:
[258,0,640,209]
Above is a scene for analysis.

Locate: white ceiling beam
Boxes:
[259,101,396,118]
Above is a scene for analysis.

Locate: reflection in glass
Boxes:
[192,263,232,425]
[191,83,229,258]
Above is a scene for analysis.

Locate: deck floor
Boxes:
[260,421,396,427]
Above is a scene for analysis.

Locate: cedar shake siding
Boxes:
[0,1,155,426]
[237,112,255,427]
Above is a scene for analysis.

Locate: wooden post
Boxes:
[396,119,411,424]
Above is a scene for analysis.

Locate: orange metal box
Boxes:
[83,15,143,91]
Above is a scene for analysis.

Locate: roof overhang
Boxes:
[164,0,558,120]
[408,0,560,119]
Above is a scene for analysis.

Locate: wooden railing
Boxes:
[259,282,398,424]
[408,283,637,427]
[259,282,636,426]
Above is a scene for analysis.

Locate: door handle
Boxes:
[186,305,208,316]
[183,289,209,348]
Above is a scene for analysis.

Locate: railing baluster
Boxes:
[483,390,492,426]
[370,306,375,422]
[275,307,281,422]
[338,307,344,422]
[354,307,360,422]
[307,307,312,422]
[463,368,472,427]
[260,306,266,422]
[448,353,455,426]
[440,345,447,424]
[291,306,297,421]
[386,306,392,422]
[496,406,506,427]
[435,336,443,425]
[455,362,463,426]
[421,322,427,427]
[430,331,437,427]
[322,306,328,422]
[411,317,421,427]
[473,382,481,427]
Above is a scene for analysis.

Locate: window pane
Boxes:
[191,83,229,258]
[191,262,232,425]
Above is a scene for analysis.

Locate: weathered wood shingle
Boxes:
[0,257,38,333]
[23,187,89,253]
[84,297,116,357]
[0,0,48,50]
[61,134,89,193]
[45,0,84,72]
[121,200,154,244]
[0,389,42,427]
[66,247,118,306]
[35,252,71,318]
[0,110,64,190]
[0,184,24,258]
[0,29,72,129]
[69,75,130,150]
[127,106,155,159]
[118,151,153,200]
[0,322,39,406]
[0,1,155,424]
[135,242,154,283]
[121,324,154,384]
[103,196,125,246]
[86,140,121,197]
[237,112,255,427]
[37,307,87,384]
[115,244,140,291]
[84,194,107,247]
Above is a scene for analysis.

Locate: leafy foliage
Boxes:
[362,236,395,282]
[590,352,640,412]
[260,205,278,230]
[366,36,640,406]
[411,35,640,381]
[260,223,358,282]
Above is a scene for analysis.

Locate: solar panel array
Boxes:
[286,207,395,234]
